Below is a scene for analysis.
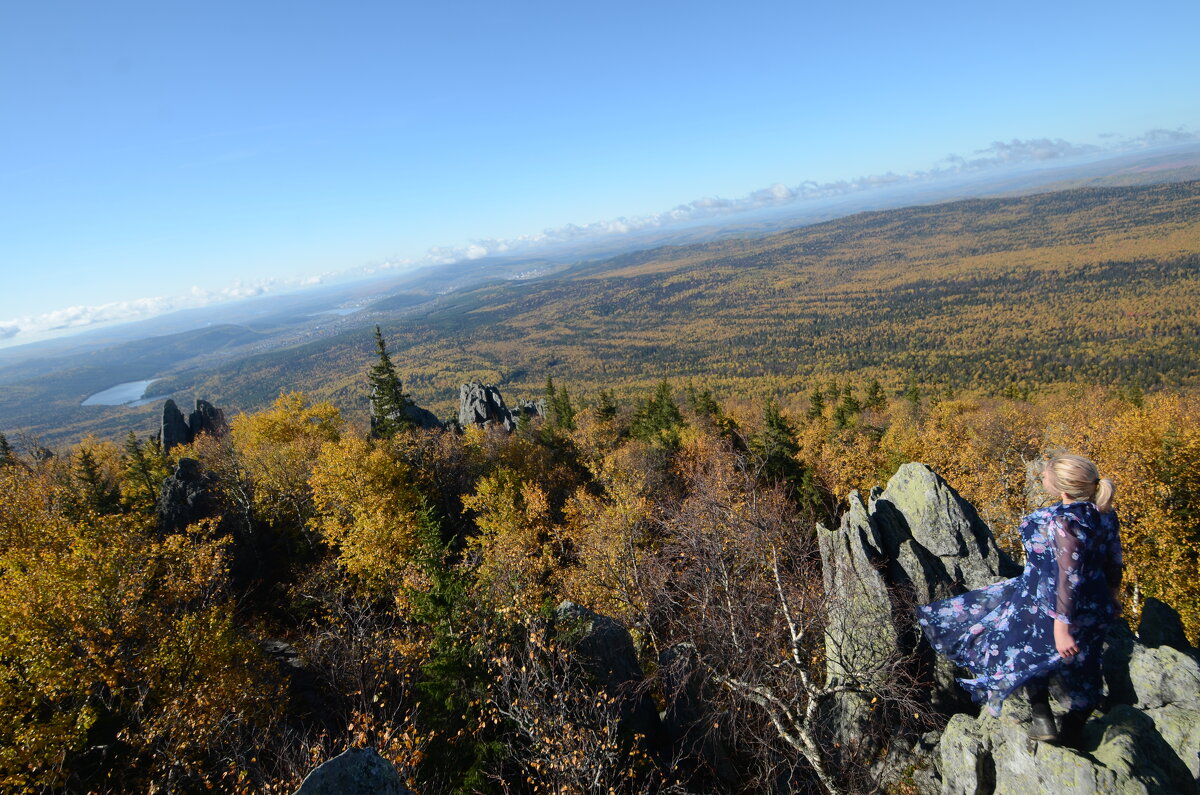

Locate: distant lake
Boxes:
[82,379,163,407]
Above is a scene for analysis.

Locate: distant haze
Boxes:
[2,1,1198,349]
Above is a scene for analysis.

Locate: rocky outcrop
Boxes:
[157,457,219,534]
[188,399,227,439]
[826,463,1200,794]
[160,398,227,451]
[293,747,412,795]
[554,601,664,751]
[161,399,190,451]
[457,382,543,432]
[819,464,1023,727]
[369,391,443,433]
[659,643,738,788]
[935,700,1194,794]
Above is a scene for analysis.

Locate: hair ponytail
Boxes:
[1094,477,1116,514]
[1047,454,1116,512]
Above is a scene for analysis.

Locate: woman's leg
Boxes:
[1056,633,1106,749]
[1025,674,1058,741]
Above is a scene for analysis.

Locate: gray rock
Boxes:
[1139,597,1195,655]
[161,399,190,451]
[402,401,443,430]
[937,705,1195,795]
[554,601,663,749]
[1127,643,1200,710]
[818,491,898,683]
[871,462,1021,604]
[817,464,1019,718]
[157,457,218,534]
[457,382,542,432]
[161,398,227,451]
[458,382,513,430]
[187,399,227,440]
[294,747,412,795]
[816,492,898,751]
[658,643,738,787]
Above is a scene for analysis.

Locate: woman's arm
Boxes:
[1054,619,1079,657]
[1051,515,1083,658]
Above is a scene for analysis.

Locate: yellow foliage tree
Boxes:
[309,434,436,609]
[0,461,280,792]
[227,391,342,534]
[462,467,561,615]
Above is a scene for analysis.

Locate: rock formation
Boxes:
[554,600,664,750]
[457,382,543,432]
[821,463,1200,794]
[160,398,227,451]
[293,747,412,795]
[156,457,219,534]
[369,389,443,433]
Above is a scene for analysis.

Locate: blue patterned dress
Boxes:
[916,501,1122,716]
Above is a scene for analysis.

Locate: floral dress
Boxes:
[916,501,1122,716]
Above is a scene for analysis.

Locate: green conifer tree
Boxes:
[595,390,619,422]
[806,388,826,420]
[0,432,13,467]
[121,432,170,515]
[865,379,887,411]
[630,380,684,448]
[368,326,414,438]
[73,448,120,516]
[752,399,822,514]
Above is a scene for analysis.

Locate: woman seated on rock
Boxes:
[917,454,1122,747]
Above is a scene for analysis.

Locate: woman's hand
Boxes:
[1054,619,1079,659]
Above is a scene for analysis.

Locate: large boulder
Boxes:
[936,703,1194,795]
[658,643,738,788]
[457,382,542,432]
[188,399,227,440]
[870,463,1021,605]
[160,398,228,451]
[156,457,219,534]
[817,464,1020,718]
[554,601,664,750]
[294,747,412,795]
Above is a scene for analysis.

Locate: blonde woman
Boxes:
[917,454,1122,747]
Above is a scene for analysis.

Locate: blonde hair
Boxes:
[1046,454,1116,513]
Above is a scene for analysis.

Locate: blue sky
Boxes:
[2,0,1198,347]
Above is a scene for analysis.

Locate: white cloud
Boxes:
[0,274,322,348]
[413,127,1200,266]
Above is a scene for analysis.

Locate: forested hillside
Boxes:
[1,367,1198,792]
[2,180,1199,448]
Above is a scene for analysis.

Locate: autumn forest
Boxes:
[1,179,1200,793]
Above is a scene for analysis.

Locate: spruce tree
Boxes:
[595,390,618,422]
[752,399,821,514]
[865,378,887,411]
[0,432,13,467]
[73,448,120,516]
[368,326,414,438]
[630,380,684,448]
[806,388,826,420]
[543,376,577,432]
